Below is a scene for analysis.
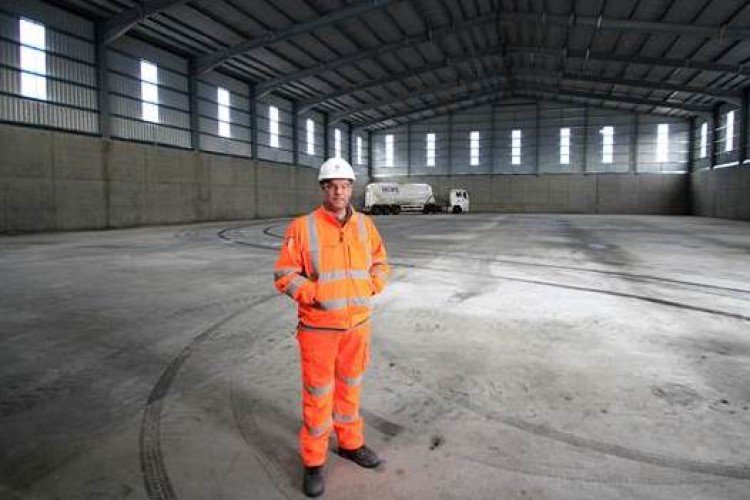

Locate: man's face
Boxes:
[321,179,353,212]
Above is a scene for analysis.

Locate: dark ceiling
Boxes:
[49,0,750,130]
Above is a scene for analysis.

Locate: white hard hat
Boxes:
[318,157,355,182]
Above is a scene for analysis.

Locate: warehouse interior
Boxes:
[1,0,749,499]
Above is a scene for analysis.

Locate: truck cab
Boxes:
[447,188,470,214]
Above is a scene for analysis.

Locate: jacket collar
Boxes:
[317,205,355,227]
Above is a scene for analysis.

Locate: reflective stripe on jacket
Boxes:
[274,206,390,330]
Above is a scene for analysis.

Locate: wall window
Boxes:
[356,136,363,165]
[140,60,159,123]
[306,118,315,155]
[511,129,522,165]
[470,131,480,166]
[269,105,279,148]
[601,126,614,164]
[385,134,394,167]
[334,128,342,158]
[426,133,436,167]
[19,19,47,100]
[560,127,570,165]
[699,122,708,159]
[725,110,735,152]
[217,87,230,138]
[656,123,669,162]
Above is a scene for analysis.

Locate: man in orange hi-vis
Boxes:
[274,157,390,497]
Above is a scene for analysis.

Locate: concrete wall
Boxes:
[373,174,688,215]
[1,124,693,234]
[691,167,750,220]
[0,124,334,233]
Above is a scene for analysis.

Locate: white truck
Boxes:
[363,182,438,215]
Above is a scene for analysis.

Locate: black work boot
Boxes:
[303,465,324,497]
[338,445,381,468]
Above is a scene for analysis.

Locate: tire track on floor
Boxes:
[139,293,277,500]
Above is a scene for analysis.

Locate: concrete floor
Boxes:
[1,214,749,499]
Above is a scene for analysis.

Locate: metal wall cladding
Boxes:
[372,124,409,176]
[538,103,586,174]
[256,98,294,163]
[690,102,747,171]
[0,5,97,133]
[451,105,493,175]
[372,102,692,177]
[328,122,350,160]
[714,102,741,166]
[692,119,712,171]
[111,116,190,148]
[0,94,97,132]
[298,110,324,168]
[585,109,631,173]
[352,131,368,168]
[201,133,252,158]
[637,115,690,173]
[197,98,250,128]
[196,78,252,157]
[494,104,538,174]
[109,37,187,76]
[107,37,190,149]
[410,115,450,176]
[2,0,93,39]
[109,94,189,129]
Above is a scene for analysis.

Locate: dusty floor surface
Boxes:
[1,214,749,499]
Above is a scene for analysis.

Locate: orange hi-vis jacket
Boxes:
[274,206,389,330]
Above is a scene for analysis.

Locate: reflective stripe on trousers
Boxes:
[297,321,370,467]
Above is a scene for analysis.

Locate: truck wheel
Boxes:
[371,205,382,215]
[423,203,435,214]
[452,205,462,214]
[390,205,401,215]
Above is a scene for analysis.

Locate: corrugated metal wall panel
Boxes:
[352,130,368,172]
[410,115,450,175]
[200,134,252,157]
[373,102,691,177]
[0,3,97,134]
[107,37,190,149]
[373,124,408,176]
[538,102,586,174]
[586,109,631,173]
[637,115,689,173]
[256,97,294,163]
[45,29,95,60]
[495,104,537,174]
[714,102,740,166]
[327,122,350,161]
[691,118,711,170]
[196,75,252,157]
[451,105,493,175]
[111,116,190,148]
[109,37,187,75]
[2,0,94,39]
[297,110,324,168]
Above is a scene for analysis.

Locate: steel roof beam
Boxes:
[194,0,396,75]
[297,45,507,114]
[504,11,750,41]
[513,70,742,104]
[515,84,713,116]
[358,86,509,129]
[254,11,499,97]
[331,75,508,124]
[509,47,750,77]
[101,0,189,45]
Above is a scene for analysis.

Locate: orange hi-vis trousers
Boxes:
[297,321,370,467]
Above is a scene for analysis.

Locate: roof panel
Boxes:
[47,0,736,123]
